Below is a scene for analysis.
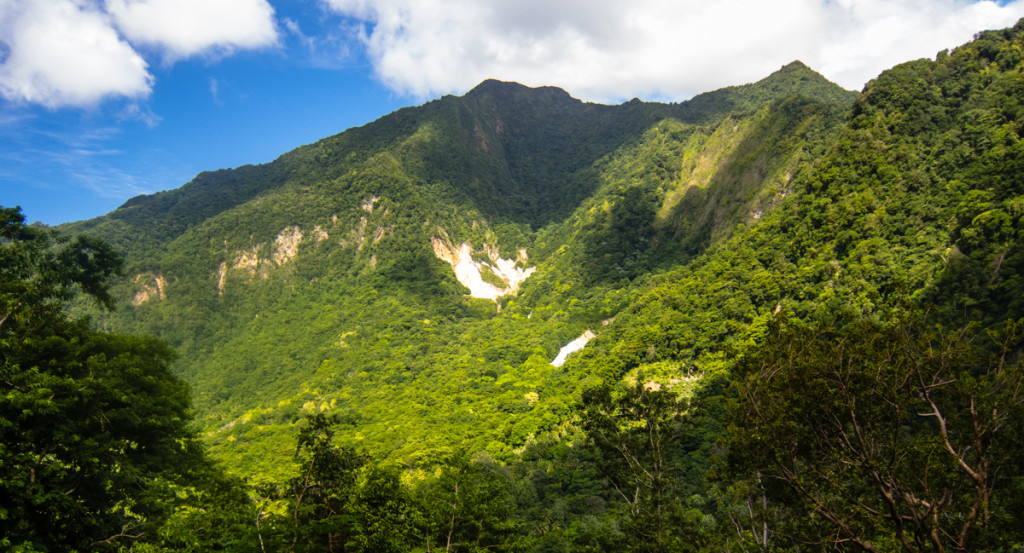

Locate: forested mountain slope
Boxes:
[60,60,856,479]
[25,19,1024,552]
[585,24,1024,379]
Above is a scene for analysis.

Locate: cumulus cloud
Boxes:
[322,0,1024,101]
[0,0,278,108]
[105,0,278,61]
[815,0,1023,88]
[0,0,151,107]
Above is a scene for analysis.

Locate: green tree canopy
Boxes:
[728,314,1024,552]
[0,207,219,551]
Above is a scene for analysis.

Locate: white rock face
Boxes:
[551,330,596,367]
[132,272,167,305]
[273,226,303,265]
[430,236,536,301]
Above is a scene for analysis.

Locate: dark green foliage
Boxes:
[417,453,523,552]
[574,376,731,553]
[1,206,122,313]
[580,186,659,282]
[1,329,182,551]
[580,383,693,551]
[258,413,372,552]
[0,207,251,552]
[728,314,1024,552]
[675,61,858,124]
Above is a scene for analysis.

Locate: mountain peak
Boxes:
[758,60,857,100]
[464,79,574,102]
[768,60,829,84]
[779,60,812,71]
[674,60,856,123]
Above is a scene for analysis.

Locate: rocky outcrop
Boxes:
[430,233,535,301]
[551,330,595,367]
[132,272,167,305]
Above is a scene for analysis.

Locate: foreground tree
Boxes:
[258,413,368,552]
[417,453,522,553]
[581,381,714,552]
[729,314,1024,552]
[0,207,238,551]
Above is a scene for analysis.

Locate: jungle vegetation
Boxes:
[4,19,1024,552]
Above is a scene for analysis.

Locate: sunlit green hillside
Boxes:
[31,20,1024,551]
[61,60,856,480]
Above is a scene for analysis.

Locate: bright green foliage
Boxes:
[56,61,855,482]
[22,18,1024,552]
[582,19,1024,387]
[257,413,369,552]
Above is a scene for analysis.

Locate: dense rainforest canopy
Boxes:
[3,18,1024,553]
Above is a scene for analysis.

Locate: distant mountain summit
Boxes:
[464,78,577,102]
[676,60,858,122]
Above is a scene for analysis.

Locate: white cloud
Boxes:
[105,0,279,61]
[0,0,278,108]
[322,0,1024,102]
[816,0,1024,89]
[0,0,151,107]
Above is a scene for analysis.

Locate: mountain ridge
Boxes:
[64,60,854,245]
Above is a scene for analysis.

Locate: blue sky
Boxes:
[3,0,1024,226]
